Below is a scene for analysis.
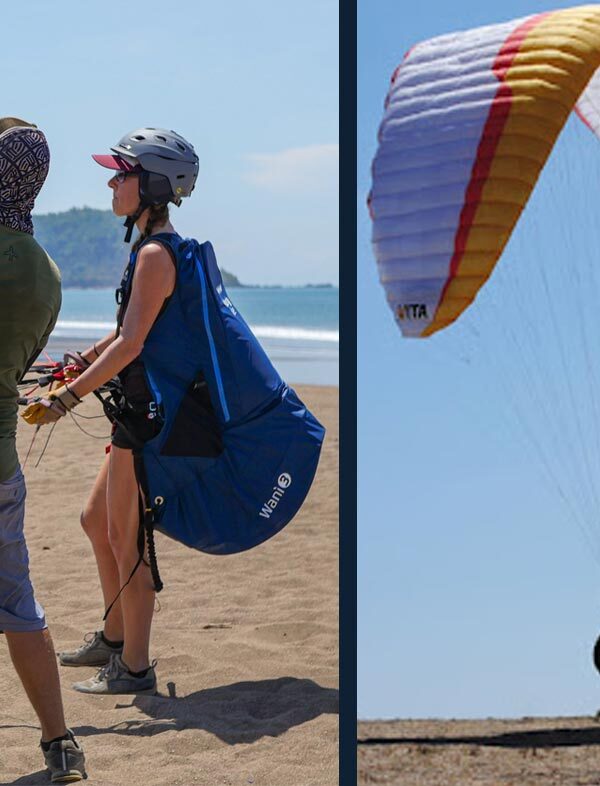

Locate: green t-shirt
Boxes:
[0,224,61,482]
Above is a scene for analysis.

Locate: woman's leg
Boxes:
[106,445,155,673]
[80,453,124,641]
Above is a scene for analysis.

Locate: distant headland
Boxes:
[32,207,335,289]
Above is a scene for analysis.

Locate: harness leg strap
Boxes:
[133,452,164,594]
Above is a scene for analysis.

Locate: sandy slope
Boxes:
[0,385,338,786]
[358,716,600,785]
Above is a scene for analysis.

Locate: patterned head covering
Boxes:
[0,125,50,235]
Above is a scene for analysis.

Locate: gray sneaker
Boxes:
[59,631,122,667]
[41,729,86,783]
[72,653,157,695]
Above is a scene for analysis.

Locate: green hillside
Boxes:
[32,207,242,288]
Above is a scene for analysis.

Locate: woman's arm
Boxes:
[66,242,176,400]
[78,330,117,366]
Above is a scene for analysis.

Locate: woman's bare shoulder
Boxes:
[137,239,174,264]
[132,240,176,298]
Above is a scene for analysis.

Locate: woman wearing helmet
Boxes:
[24,126,324,696]
[30,128,200,694]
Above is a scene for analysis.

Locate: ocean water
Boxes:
[46,286,339,386]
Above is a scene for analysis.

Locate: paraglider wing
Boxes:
[370,6,600,337]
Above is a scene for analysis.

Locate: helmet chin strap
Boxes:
[123,200,150,243]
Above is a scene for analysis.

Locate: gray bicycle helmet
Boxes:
[93,127,199,242]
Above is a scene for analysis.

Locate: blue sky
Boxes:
[358,0,600,719]
[5,0,337,285]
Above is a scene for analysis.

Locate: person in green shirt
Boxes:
[0,117,86,783]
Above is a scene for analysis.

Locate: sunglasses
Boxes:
[112,170,138,184]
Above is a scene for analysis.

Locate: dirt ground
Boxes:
[358,716,600,786]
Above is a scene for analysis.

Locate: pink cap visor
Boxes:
[92,154,136,171]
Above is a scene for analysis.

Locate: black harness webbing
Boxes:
[99,393,164,623]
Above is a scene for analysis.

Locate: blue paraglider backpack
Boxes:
[108,234,325,582]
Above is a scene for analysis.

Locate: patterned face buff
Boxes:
[0,126,50,235]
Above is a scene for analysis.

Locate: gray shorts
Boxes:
[0,467,46,633]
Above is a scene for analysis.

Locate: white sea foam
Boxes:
[54,320,116,332]
[252,325,338,343]
[53,320,339,344]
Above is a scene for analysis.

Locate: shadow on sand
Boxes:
[94,676,339,744]
[1,677,338,784]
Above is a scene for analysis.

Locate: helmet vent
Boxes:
[176,142,185,151]
[133,135,146,140]
[156,135,167,142]
[176,174,185,179]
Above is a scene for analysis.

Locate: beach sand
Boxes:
[0,385,338,786]
[358,716,600,785]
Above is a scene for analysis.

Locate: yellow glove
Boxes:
[21,385,82,426]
